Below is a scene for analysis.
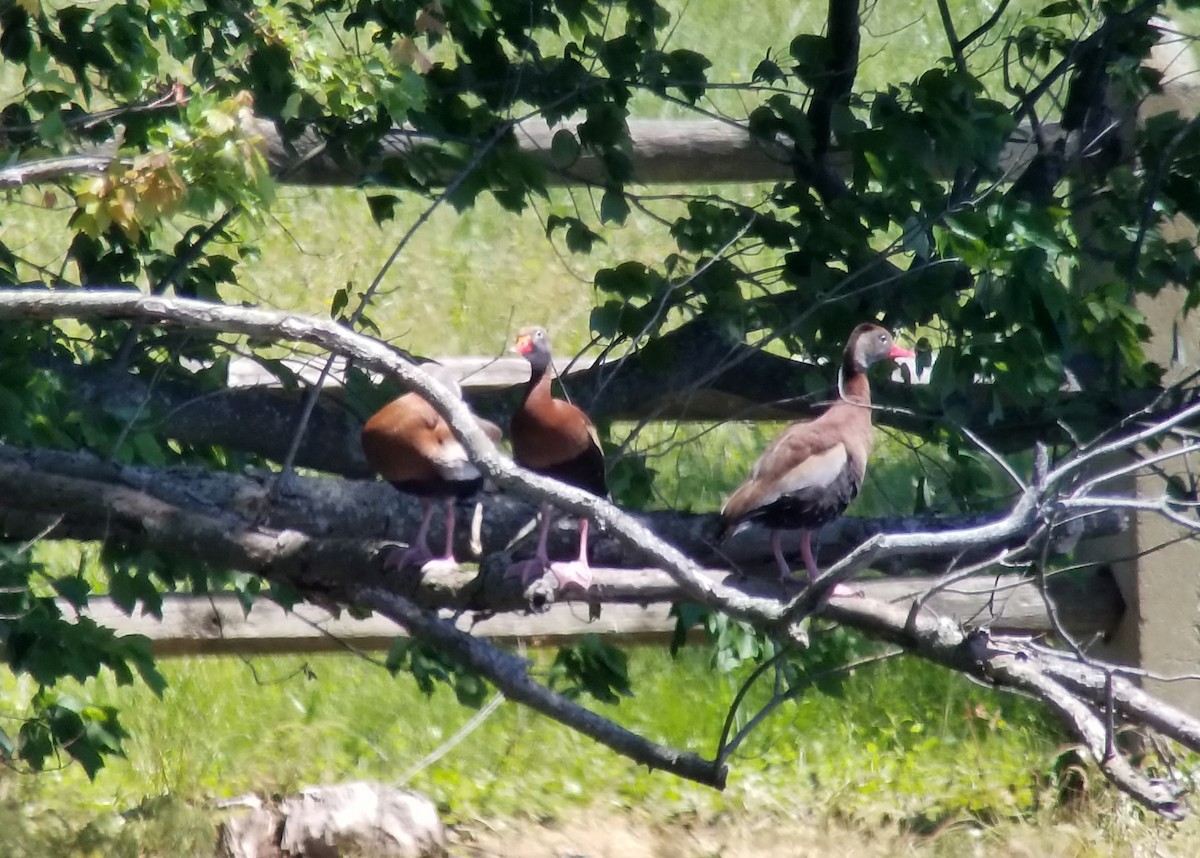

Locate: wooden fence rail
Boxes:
[64,568,1122,657]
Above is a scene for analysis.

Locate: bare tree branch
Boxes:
[361,586,728,788]
[0,155,116,189]
[808,0,861,161]
[820,597,1193,817]
[2,288,1198,816]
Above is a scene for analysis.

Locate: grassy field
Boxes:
[0,643,1075,856]
[4,1,1200,855]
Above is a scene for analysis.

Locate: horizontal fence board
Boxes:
[253,116,1056,188]
[59,567,1121,657]
[224,353,930,394]
[75,596,679,656]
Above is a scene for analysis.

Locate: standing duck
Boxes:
[508,325,607,590]
[362,365,502,573]
[719,323,913,587]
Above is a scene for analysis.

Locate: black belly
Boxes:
[745,466,859,532]
[391,476,484,499]
[526,445,608,498]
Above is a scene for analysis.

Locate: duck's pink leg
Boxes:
[802,529,860,597]
[550,517,594,591]
[439,497,456,562]
[506,503,554,584]
[413,497,464,574]
[773,530,793,582]
[385,500,436,573]
[800,530,818,580]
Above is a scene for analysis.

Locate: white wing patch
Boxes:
[752,443,848,508]
[782,442,847,489]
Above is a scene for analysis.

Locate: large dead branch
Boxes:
[2,288,1199,815]
[0,444,1126,577]
[0,442,1124,637]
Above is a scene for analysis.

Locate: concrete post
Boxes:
[1087,24,1200,711]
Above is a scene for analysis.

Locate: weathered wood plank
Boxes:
[224,352,928,394]
[252,116,1056,189]
[72,596,682,656]
[61,567,1122,657]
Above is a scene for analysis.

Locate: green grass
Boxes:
[0,640,1066,856]
[3,1,1198,855]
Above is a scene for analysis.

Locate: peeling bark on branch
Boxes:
[820,597,1193,818]
[0,443,1126,579]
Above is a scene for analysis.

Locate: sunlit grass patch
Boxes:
[0,639,1065,851]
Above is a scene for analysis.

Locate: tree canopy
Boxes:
[2,0,1200,818]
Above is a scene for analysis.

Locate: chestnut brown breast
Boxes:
[511,370,607,497]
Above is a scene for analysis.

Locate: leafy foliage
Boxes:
[0,0,1197,781]
[548,634,633,703]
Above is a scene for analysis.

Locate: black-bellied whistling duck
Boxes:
[719,323,913,589]
[508,325,607,590]
[362,365,502,573]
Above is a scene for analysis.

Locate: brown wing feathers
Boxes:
[719,323,911,542]
[361,388,500,497]
[720,403,869,536]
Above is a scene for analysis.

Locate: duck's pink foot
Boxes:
[418,556,462,576]
[829,581,864,598]
[384,543,435,574]
[505,557,553,586]
[549,560,593,592]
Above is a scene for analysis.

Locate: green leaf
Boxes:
[590,300,622,338]
[788,34,829,86]
[51,575,90,610]
[1038,1,1080,17]
[367,194,400,226]
[566,220,601,253]
[668,603,709,656]
[550,129,581,168]
[330,285,350,320]
[549,635,633,704]
[17,719,53,772]
[385,638,410,676]
[752,55,786,84]
[600,188,629,224]
[665,48,710,102]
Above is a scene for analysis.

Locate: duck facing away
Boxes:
[719,323,913,589]
[362,365,502,574]
[508,325,607,590]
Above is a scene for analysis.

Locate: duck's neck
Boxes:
[838,358,871,407]
[523,357,553,407]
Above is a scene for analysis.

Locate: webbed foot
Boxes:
[549,560,593,592]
